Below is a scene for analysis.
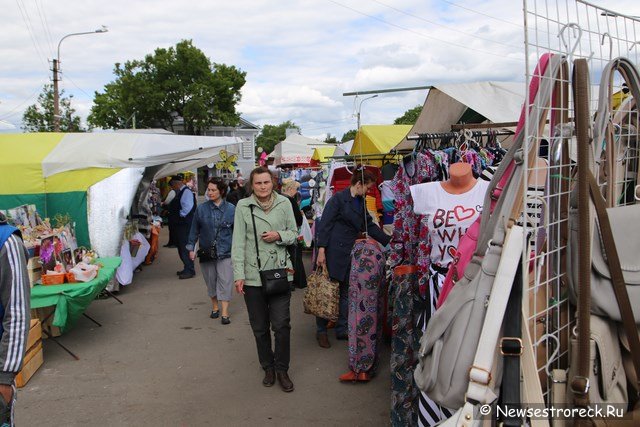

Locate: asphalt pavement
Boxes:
[17,235,390,426]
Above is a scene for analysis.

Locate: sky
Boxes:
[2,0,640,140]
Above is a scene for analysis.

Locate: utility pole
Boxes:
[52,59,60,131]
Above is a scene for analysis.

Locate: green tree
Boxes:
[324,133,338,144]
[88,40,246,134]
[22,84,83,132]
[255,121,301,154]
[341,129,357,142]
[394,105,422,125]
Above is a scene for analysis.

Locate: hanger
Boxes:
[533,333,561,378]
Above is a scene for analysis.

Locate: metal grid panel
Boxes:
[522,0,640,401]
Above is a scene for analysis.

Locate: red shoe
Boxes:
[339,370,357,382]
[357,372,371,382]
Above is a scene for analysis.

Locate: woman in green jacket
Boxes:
[232,166,298,393]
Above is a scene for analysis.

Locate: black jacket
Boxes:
[316,188,390,282]
[286,195,303,228]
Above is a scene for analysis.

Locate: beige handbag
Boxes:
[567,314,628,406]
[303,267,339,321]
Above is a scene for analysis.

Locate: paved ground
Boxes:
[17,235,390,426]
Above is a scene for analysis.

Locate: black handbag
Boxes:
[196,243,217,263]
[250,205,290,295]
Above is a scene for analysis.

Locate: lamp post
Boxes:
[356,94,378,129]
[53,26,108,132]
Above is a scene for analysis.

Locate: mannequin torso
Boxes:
[441,162,476,194]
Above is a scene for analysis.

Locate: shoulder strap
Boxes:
[500,260,524,426]
[461,225,525,410]
[572,57,593,414]
[249,205,262,270]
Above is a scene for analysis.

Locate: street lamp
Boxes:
[53,26,108,132]
[356,94,378,129]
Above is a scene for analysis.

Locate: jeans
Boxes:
[316,280,348,336]
[244,286,291,372]
[175,223,195,275]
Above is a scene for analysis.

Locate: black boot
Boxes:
[276,371,294,392]
[262,368,275,387]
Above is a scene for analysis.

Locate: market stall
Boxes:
[269,133,318,166]
[0,132,238,257]
[30,257,122,334]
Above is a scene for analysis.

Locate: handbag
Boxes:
[567,57,640,323]
[414,53,569,410]
[197,243,217,263]
[568,58,640,425]
[250,205,290,296]
[303,267,339,321]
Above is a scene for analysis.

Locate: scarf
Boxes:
[254,192,276,213]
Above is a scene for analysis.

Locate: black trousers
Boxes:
[166,221,177,245]
[243,286,291,372]
[175,223,195,275]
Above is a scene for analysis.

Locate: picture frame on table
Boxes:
[61,249,74,270]
[39,235,58,273]
[73,248,86,264]
[7,205,30,227]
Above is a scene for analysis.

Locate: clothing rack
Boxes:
[325,153,401,162]
[406,129,514,141]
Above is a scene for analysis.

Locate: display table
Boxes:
[31,257,122,334]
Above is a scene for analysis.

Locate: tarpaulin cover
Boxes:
[394,81,525,150]
[42,132,237,177]
[30,257,121,333]
[0,134,119,246]
[350,125,412,157]
[311,146,335,162]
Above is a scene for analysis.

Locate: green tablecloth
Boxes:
[30,257,122,334]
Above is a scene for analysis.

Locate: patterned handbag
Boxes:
[303,267,339,321]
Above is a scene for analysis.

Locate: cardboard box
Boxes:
[26,319,41,351]
[15,341,43,388]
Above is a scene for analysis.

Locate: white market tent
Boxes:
[42,132,240,178]
[270,134,319,165]
[394,81,525,150]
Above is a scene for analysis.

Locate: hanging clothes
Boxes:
[386,152,438,270]
[390,266,421,427]
[347,238,386,374]
[387,152,439,427]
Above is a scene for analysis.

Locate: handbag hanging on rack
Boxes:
[567,57,640,324]
[250,205,290,296]
[569,58,640,426]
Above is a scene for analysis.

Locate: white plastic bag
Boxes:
[300,218,312,247]
[70,262,100,282]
